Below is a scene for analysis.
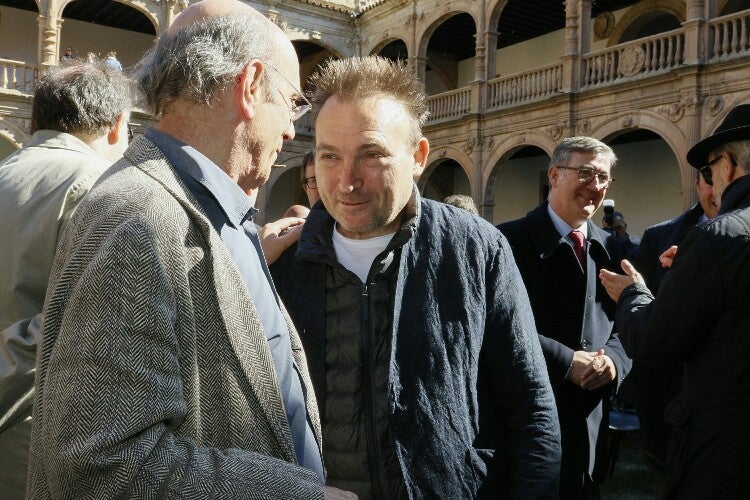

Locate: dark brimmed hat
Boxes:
[687,104,750,168]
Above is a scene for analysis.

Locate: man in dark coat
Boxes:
[622,169,718,473]
[499,136,631,500]
[600,103,750,498]
[272,56,561,499]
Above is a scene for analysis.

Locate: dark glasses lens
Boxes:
[699,166,713,186]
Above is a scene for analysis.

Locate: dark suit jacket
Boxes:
[631,203,705,294]
[499,202,631,498]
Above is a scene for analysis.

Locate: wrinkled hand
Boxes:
[258,216,305,265]
[599,259,645,302]
[579,349,616,390]
[567,350,595,386]
[324,486,359,499]
[659,245,678,268]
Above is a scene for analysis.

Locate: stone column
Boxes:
[561,0,579,93]
[483,30,498,82]
[411,55,428,84]
[578,0,592,55]
[471,33,486,113]
[683,0,706,65]
[37,13,62,71]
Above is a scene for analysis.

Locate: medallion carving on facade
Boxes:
[621,115,633,128]
[593,12,615,40]
[577,119,591,135]
[618,46,645,77]
[707,95,724,116]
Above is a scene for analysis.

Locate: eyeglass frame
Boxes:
[699,154,724,186]
[265,62,312,122]
[554,164,614,188]
[302,175,317,189]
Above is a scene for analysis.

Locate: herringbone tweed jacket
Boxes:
[26,135,324,499]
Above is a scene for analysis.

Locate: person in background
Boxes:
[60,46,74,62]
[600,103,750,499]
[499,136,631,500]
[0,62,132,500]
[299,149,319,207]
[443,193,478,214]
[25,1,354,498]
[104,50,123,71]
[272,56,560,499]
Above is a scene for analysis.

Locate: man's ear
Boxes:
[412,137,429,178]
[108,112,128,145]
[238,60,263,120]
[548,166,559,187]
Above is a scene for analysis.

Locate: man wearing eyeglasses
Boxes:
[600,104,750,498]
[298,149,320,207]
[498,136,632,500]
[25,1,354,499]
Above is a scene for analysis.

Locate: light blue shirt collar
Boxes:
[547,203,588,243]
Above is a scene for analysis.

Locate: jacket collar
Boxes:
[526,201,611,260]
[719,174,750,214]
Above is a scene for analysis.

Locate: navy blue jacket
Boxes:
[631,203,705,293]
[272,192,561,499]
[498,202,631,497]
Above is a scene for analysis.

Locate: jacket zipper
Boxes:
[361,281,386,499]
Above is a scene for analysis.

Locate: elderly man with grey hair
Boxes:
[25,1,353,499]
[0,62,131,500]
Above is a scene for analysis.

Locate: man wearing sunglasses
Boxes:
[620,166,718,487]
[600,103,750,498]
[499,136,631,500]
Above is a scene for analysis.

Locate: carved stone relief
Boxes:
[618,46,645,77]
[593,12,615,40]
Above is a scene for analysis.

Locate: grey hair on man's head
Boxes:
[550,136,617,169]
[135,14,273,115]
[711,140,750,174]
[308,56,429,144]
[30,62,132,135]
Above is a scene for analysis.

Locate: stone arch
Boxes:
[416,5,479,59]
[486,0,512,36]
[0,117,31,148]
[369,37,410,60]
[420,144,474,194]
[54,0,159,33]
[288,35,345,60]
[607,0,685,46]
[482,129,556,203]
[593,114,687,229]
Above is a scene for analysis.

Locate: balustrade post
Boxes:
[683,0,706,65]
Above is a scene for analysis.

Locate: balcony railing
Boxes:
[487,62,563,110]
[582,28,685,88]
[709,10,750,60]
[0,59,37,94]
[426,86,471,123]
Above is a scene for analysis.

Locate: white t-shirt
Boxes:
[332,225,395,283]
